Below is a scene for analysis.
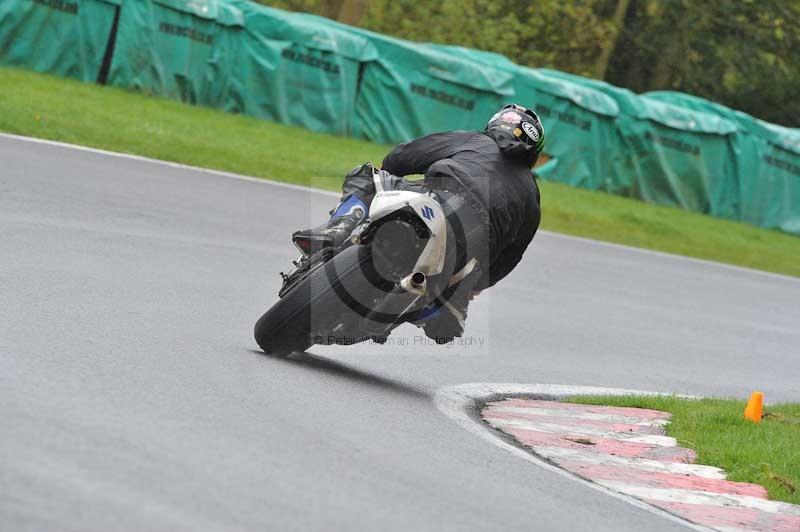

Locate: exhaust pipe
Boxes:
[401,272,427,295]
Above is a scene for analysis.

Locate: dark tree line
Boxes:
[260,0,800,127]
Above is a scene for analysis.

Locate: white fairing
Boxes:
[368,189,447,276]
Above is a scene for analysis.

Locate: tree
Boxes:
[254,0,800,126]
[604,0,800,125]
[592,0,631,79]
[360,0,617,78]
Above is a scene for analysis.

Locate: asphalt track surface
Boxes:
[2,135,798,532]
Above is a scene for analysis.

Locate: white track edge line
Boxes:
[0,132,340,198]
[3,131,796,284]
[534,230,799,284]
[434,383,712,532]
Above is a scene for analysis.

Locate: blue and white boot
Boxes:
[292,195,368,256]
[412,303,465,344]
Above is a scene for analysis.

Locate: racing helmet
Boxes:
[485,104,545,166]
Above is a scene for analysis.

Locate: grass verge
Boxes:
[2,67,799,277]
[569,395,800,505]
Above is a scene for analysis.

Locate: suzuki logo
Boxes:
[420,205,435,221]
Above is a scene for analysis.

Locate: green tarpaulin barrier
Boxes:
[1,0,797,235]
[507,68,623,193]
[647,91,800,233]
[107,0,244,108]
[228,6,376,135]
[289,17,517,143]
[347,30,515,144]
[420,48,625,193]
[424,44,518,71]
[537,70,741,219]
[0,0,119,82]
[746,120,800,234]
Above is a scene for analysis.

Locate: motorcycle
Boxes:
[254,166,477,356]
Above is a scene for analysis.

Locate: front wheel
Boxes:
[253,314,312,357]
[254,245,384,356]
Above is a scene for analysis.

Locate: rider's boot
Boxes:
[412,279,473,344]
[292,195,367,256]
[418,303,466,344]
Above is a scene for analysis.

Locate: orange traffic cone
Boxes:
[744,391,764,423]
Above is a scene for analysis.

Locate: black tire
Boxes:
[254,245,380,356]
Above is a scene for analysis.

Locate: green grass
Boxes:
[2,66,799,277]
[569,395,800,505]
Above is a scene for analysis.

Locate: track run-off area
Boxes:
[2,134,799,531]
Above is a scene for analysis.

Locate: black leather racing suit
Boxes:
[340,130,541,340]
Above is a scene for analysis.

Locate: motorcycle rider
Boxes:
[292,104,544,343]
